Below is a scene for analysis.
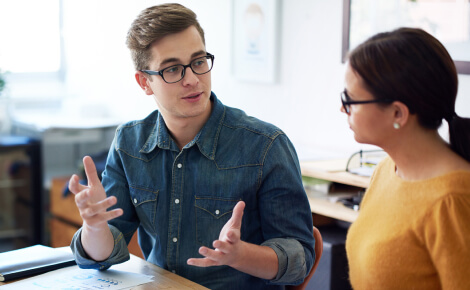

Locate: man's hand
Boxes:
[68,156,123,230]
[69,156,123,261]
[187,201,246,268]
[187,201,278,279]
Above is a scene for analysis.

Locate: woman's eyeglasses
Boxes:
[341,90,393,114]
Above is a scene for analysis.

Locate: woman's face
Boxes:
[342,64,395,147]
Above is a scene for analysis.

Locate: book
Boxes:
[0,244,76,282]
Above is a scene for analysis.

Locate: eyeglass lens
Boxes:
[341,91,351,113]
[162,55,213,83]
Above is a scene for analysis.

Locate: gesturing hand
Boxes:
[68,156,123,230]
[187,201,246,268]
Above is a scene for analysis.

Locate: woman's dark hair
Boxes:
[348,27,470,162]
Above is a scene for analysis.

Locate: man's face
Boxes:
[137,26,212,125]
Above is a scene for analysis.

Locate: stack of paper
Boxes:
[0,244,76,282]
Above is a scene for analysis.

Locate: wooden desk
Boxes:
[0,253,209,289]
[300,159,371,223]
[300,159,370,188]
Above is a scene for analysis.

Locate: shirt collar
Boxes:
[138,112,170,153]
[139,92,225,159]
[195,92,225,160]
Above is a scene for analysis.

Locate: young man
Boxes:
[69,4,315,289]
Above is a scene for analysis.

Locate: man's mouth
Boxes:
[184,93,201,99]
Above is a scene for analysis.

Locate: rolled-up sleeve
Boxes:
[70,224,130,270]
[263,238,314,285]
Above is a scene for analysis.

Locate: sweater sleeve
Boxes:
[423,193,470,290]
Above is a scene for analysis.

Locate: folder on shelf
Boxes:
[0,244,76,282]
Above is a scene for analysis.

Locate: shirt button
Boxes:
[175,199,180,204]
[172,270,176,273]
[173,237,177,243]
[177,163,182,168]
[133,198,138,204]
[215,210,220,215]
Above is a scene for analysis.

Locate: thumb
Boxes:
[83,156,101,187]
[229,201,245,229]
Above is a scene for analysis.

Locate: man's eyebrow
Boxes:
[191,50,207,58]
[159,50,207,68]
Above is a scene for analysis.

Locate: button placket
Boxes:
[167,151,185,269]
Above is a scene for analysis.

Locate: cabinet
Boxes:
[49,177,144,259]
[300,159,370,290]
[0,136,42,252]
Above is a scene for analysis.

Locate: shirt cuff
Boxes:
[70,225,130,270]
[262,238,308,285]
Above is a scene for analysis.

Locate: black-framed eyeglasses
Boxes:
[141,53,214,84]
[341,90,393,114]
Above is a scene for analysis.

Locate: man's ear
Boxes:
[391,101,410,128]
[135,71,154,95]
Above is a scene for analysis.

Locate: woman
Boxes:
[343,27,470,289]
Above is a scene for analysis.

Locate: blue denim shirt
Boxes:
[71,92,315,289]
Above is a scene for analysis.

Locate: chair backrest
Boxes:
[286,226,323,290]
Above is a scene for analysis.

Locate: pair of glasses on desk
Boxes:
[345,149,387,177]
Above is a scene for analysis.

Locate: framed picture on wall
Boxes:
[342,0,470,74]
[232,0,280,83]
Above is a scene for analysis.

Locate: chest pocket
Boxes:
[195,196,240,247]
[129,186,159,232]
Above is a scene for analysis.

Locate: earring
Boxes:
[393,123,401,129]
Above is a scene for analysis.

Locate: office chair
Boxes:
[286,226,323,290]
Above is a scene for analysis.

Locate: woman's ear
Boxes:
[391,101,410,129]
[135,71,154,95]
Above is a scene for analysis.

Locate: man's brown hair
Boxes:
[126,3,205,71]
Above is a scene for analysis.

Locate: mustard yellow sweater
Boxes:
[346,157,470,290]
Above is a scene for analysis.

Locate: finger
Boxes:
[83,208,123,228]
[74,189,113,211]
[101,208,123,221]
[74,190,90,209]
[81,196,118,217]
[187,257,218,267]
[83,156,101,187]
[212,240,232,254]
[198,247,224,261]
[68,174,88,194]
[229,201,245,230]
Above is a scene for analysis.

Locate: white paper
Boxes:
[1,266,153,289]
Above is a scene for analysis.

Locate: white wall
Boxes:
[10,0,470,160]
[203,0,470,159]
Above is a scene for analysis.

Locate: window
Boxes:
[0,0,62,74]
[0,0,64,104]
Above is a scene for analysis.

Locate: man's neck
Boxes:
[165,102,213,150]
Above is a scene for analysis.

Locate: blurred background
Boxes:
[0,0,469,252]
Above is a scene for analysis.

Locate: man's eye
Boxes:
[193,59,205,67]
[165,66,180,74]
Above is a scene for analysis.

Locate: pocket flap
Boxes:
[129,186,158,207]
[195,197,240,219]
